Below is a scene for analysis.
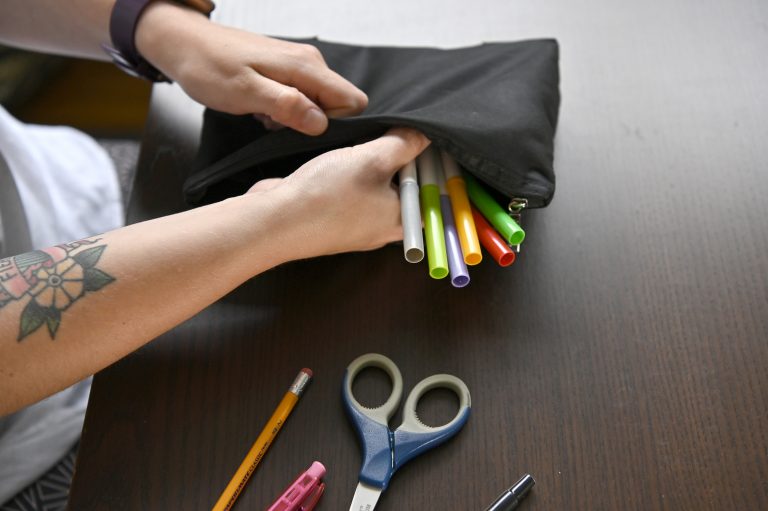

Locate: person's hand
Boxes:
[248,128,430,261]
[135,1,368,135]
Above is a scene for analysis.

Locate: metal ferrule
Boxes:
[289,370,312,396]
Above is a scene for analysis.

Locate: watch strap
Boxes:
[105,0,215,82]
[180,0,215,15]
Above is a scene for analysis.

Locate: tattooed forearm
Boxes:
[0,238,115,341]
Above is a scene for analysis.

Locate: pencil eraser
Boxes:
[301,368,313,378]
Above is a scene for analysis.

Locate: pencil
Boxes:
[212,368,313,511]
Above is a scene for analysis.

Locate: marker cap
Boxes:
[416,146,439,186]
[465,173,525,246]
[471,206,516,267]
[433,150,448,194]
[399,160,418,185]
[484,474,535,511]
[440,150,462,180]
[420,184,448,279]
[400,179,425,263]
[267,461,326,511]
[441,195,470,287]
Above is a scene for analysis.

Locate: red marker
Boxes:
[471,206,516,267]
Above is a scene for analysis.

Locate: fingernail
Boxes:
[303,107,327,133]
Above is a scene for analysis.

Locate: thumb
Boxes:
[353,128,431,180]
[246,177,283,194]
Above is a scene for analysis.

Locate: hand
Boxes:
[249,128,430,261]
[135,1,368,135]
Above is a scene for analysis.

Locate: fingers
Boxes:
[249,72,328,135]
[295,67,368,118]
[248,70,366,135]
[353,128,431,179]
[249,42,366,133]
[267,43,368,118]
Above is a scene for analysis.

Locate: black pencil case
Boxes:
[184,38,560,210]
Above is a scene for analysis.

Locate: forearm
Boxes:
[0,127,428,415]
[1,1,368,135]
[0,192,289,415]
[0,0,116,60]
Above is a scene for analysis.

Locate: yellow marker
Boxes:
[440,151,482,265]
[212,369,312,511]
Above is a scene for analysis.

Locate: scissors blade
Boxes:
[348,482,382,511]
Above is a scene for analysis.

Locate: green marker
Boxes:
[417,148,448,279]
[464,172,525,245]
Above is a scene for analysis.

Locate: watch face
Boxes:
[181,0,215,15]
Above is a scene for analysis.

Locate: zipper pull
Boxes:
[507,198,528,253]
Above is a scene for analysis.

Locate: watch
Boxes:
[104,0,215,82]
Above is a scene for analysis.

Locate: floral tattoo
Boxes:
[0,238,115,341]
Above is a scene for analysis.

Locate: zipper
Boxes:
[507,197,528,253]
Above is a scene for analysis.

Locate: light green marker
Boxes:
[417,147,448,279]
[464,172,525,246]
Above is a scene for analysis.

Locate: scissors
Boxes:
[342,353,472,511]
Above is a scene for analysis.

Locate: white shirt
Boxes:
[0,105,124,503]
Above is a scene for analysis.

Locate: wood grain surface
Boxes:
[69,0,768,509]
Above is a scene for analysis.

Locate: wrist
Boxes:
[225,188,306,276]
[134,0,209,81]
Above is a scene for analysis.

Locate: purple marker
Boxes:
[435,150,470,288]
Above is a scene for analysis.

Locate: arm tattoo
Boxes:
[0,238,115,341]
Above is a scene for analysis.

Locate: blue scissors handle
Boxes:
[342,353,471,490]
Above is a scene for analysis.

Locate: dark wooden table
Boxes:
[69,1,768,509]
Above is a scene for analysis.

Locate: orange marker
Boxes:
[440,151,482,265]
[471,206,516,267]
[213,369,312,511]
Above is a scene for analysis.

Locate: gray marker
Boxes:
[399,160,424,263]
[484,474,535,511]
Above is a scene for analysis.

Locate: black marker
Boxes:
[484,474,535,511]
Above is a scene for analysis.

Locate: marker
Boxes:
[267,461,326,511]
[484,474,535,511]
[471,206,516,267]
[213,369,313,511]
[440,151,482,265]
[464,172,525,246]
[436,155,470,287]
[398,160,424,263]
[417,147,448,279]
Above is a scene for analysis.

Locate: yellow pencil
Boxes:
[212,368,313,511]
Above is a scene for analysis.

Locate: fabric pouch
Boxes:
[185,38,560,208]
